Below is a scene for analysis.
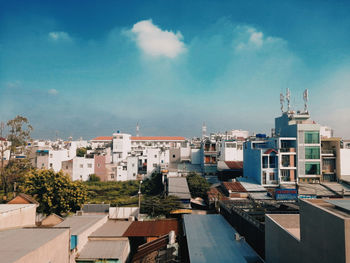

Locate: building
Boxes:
[0,204,37,230]
[0,228,70,263]
[167,177,191,208]
[62,156,94,181]
[183,214,263,263]
[265,198,350,263]
[321,137,341,182]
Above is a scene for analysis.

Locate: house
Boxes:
[61,156,94,181]
[0,204,37,230]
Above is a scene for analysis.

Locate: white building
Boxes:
[112,133,131,163]
[62,156,94,181]
[219,140,244,162]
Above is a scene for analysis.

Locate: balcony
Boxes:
[280,147,296,153]
[321,149,335,157]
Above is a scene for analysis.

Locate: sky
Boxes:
[1,0,350,139]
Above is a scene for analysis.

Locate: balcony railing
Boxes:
[280,147,296,153]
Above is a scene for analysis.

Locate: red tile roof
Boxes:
[222,182,247,193]
[123,219,179,237]
[264,148,278,154]
[0,137,6,141]
[131,136,185,141]
[91,136,113,141]
[224,161,243,170]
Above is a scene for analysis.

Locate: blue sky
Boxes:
[1,0,350,139]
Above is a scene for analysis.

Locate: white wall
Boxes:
[72,157,94,181]
[127,156,138,180]
[112,133,131,163]
[0,204,37,230]
[146,148,160,175]
[340,149,350,178]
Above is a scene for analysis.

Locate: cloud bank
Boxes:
[130,20,186,58]
[48,31,71,41]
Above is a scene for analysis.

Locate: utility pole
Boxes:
[138,180,143,215]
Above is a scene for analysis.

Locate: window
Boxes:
[49,163,53,168]
[305,147,320,159]
[153,164,157,168]
[88,163,92,168]
[133,173,136,177]
[269,155,276,168]
[80,164,83,168]
[97,163,101,168]
[269,173,275,180]
[66,165,68,169]
[50,154,53,158]
[262,156,268,168]
[305,162,320,175]
[154,155,157,158]
[123,166,127,170]
[111,175,114,178]
[304,131,320,144]
[132,163,135,167]
[173,154,176,158]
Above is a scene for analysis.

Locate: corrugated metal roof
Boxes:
[90,220,132,237]
[82,204,110,213]
[132,234,169,262]
[184,215,263,263]
[55,215,107,235]
[123,219,178,237]
[237,177,267,192]
[222,182,246,193]
[77,240,129,260]
[168,177,191,199]
[0,228,69,263]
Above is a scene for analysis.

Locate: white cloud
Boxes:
[130,20,186,58]
[48,89,58,95]
[235,26,282,51]
[48,31,71,41]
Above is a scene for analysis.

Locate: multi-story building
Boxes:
[61,156,94,181]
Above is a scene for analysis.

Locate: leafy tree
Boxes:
[21,170,87,216]
[0,116,32,196]
[186,173,210,199]
[88,174,101,182]
[141,173,164,195]
[141,195,181,217]
[76,147,87,157]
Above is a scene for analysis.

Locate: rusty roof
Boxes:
[222,182,247,193]
[132,234,169,262]
[91,136,113,141]
[123,219,178,237]
[224,161,243,170]
[131,136,185,141]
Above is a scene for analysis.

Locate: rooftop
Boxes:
[90,220,132,238]
[55,215,107,235]
[131,136,186,141]
[221,182,246,193]
[91,136,113,141]
[0,204,36,214]
[306,198,350,219]
[266,214,300,240]
[77,240,129,260]
[184,214,263,263]
[123,219,178,237]
[0,228,69,263]
[168,177,191,199]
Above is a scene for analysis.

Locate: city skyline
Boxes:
[1,0,350,139]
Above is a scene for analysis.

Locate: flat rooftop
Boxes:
[0,204,36,214]
[266,214,300,240]
[306,198,350,219]
[0,228,69,263]
[55,215,107,235]
[90,220,132,238]
[184,214,263,263]
[168,177,191,199]
[77,240,129,261]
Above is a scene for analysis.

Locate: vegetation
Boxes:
[141,195,181,217]
[21,170,87,216]
[141,172,164,195]
[186,172,210,199]
[76,147,87,157]
[1,115,33,196]
[88,174,101,182]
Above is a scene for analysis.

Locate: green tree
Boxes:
[21,170,88,216]
[1,116,33,196]
[141,195,181,217]
[141,173,164,195]
[76,147,87,157]
[88,174,101,182]
[186,173,210,199]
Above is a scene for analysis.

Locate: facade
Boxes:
[0,204,37,230]
[62,156,94,181]
[266,198,350,263]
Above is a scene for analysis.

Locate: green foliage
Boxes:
[88,174,101,182]
[3,159,33,190]
[141,195,181,217]
[76,147,87,157]
[84,180,140,206]
[21,170,87,216]
[141,173,164,195]
[186,173,210,199]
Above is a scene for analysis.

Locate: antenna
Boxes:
[280,93,285,113]
[202,122,207,139]
[136,122,140,137]
[286,88,291,112]
[303,89,309,113]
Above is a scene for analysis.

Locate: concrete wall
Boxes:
[341,149,350,179]
[0,204,36,230]
[243,142,262,184]
[191,149,201,165]
[16,229,70,263]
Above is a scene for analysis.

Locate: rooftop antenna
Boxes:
[303,89,309,113]
[280,93,285,113]
[136,122,140,137]
[286,88,291,112]
[202,122,207,139]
